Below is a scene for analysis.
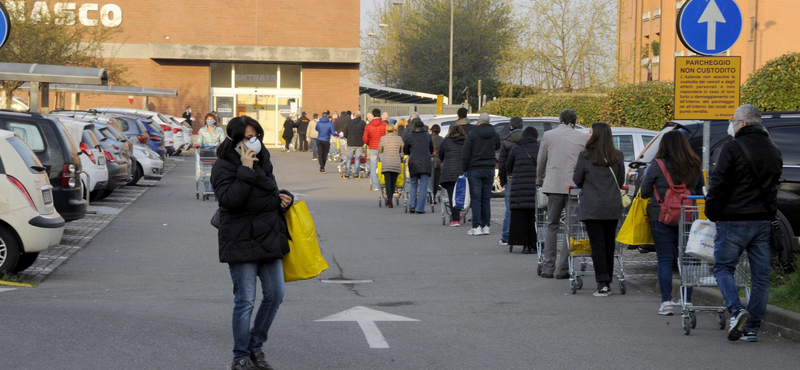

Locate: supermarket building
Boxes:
[20,0,361,146]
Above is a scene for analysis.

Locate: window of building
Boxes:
[210,63,233,88]
[234,64,278,89]
[280,65,302,89]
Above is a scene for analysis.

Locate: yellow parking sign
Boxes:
[674,56,741,120]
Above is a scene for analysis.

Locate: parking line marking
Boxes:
[0,288,18,293]
[0,281,33,288]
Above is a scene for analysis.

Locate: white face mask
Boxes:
[243,136,261,155]
[728,120,741,137]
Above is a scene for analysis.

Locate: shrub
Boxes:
[482,94,605,125]
[604,82,674,131]
[742,52,800,112]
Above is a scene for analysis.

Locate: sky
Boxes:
[360,0,378,35]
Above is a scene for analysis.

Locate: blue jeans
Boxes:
[502,179,511,242]
[345,146,363,177]
[713,220,772,332]
[310,138,318,158]
[651,222,692,303]
[229,259,285,361]
[409,174,430,213]
[369,149,380,189]
[468,169,494,229]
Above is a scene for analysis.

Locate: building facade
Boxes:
[14,0,361,145]
[617,0,800,84]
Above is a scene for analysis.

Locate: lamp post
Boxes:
[379,23,389,87]
[448,0,454,105]
[392,1,403,87]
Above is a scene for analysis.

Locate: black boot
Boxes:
[250,351,275,370]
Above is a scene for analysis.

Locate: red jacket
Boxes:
[362,118,387,150]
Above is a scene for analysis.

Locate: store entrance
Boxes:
[236,95,277,146]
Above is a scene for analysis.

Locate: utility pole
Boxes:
[448,0,454,105]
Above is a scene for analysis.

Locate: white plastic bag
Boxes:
[453,173,471,210]
[686,219,716,262]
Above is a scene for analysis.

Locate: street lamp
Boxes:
[379,23,389,87]
[393,1,403,87]
[449,0,454,105]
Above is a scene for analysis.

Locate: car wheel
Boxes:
[98,189,113,200]
[492,175,504,198]
[128,164,143,186]
[89,189,104,202]
[11,252,39,273]
[773,212,796,273]
[0,226,21,275]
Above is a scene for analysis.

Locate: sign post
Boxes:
[128,95,134,108]
[436,94,444,115]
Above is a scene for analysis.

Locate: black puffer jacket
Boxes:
[403,122,434,177]
[211,146,294,263]
[461,123,501,172]
[706,125,783,222]
[498,129,523,187]
[343,118,366,147]
[505,137,539,209]
[282,119,295,140]
[438,135,465,184]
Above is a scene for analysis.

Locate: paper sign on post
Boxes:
[674,56,741,120]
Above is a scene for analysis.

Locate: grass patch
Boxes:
[0,273,37,287]
[769,267,800,313]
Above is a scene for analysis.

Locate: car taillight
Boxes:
[150,136,161,141]
[173,128,181,133]
[112,145,120,150]
[137,135,148,144]
[8,175,37,212]
[80,143,96,164]
[160,124,170,131]
[104,150,115,162]
[61,163,77,189]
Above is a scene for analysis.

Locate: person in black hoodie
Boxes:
[282,116,295,152]
[505,127,540,254]
[497,117,524,246]
[403,118,434,214]
[439,124,467,226]
[462,113,501,236]
[296,112,311,152]
[342,111,367,179]
[211,116,294,370]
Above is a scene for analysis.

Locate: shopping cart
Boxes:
[677,195,751,335]
[195,146,217,201]
[438,186,471,226]
[341,148,368,178]
[564,186,628,294]
[534,191,558,272]
[378,160,406,208]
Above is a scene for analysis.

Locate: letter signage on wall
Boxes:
[6,2,123,27]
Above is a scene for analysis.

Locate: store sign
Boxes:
[6,2,123,27]
[674,56,741,120]
[235,74,277,83]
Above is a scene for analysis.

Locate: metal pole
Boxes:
[477,79,482,110]
[29,82,39,113]
[702,120,711,178]
[448,0,454,104]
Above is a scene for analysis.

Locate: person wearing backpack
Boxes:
[572,122,625,297]
[640,130,704,316]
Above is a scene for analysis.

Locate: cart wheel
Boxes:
[683,316,691,335]
[576,276,583,290]
[196,193,199,200]
[690,312,697,329]
[442,216,446,226]
[202,194,206,201]
[569,280,577,294]
[718,312,726,330]
[379,199,382,207]
[580,262,587,271]
[537,264,543,276]
[619,281,627,295]
[509,245,513,253]
[431,203,435,213]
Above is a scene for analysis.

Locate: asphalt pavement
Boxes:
[1,149,799,370]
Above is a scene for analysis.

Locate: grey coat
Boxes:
[537,124,588,194]
[378,135,404,173]
[640,159,704,223]
[572,150,626,221]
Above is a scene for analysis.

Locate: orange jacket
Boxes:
[362,118,387,150]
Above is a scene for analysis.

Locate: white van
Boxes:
[60,119,109,200]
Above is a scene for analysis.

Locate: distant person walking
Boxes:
[505,127,540,254]
[439,124,467,226]
[210,116,294,370]
[454,107,473,135]
[315,112,337,172]
[497,117,524,247]
[378,124,404,208]
[282,115,295,152]
[640,130,703,315]
[404,118,434,214]
[537,109,588,279]
[706,104,783,342]
[363,108,388,190]
[572,122,625,297]
[296,112,311,152]
[335,110,350,167]
[430,124,443,202]
[462,113,501,236]
[308,113,319,160]
[342,111,367,179]
[182,105,194,126]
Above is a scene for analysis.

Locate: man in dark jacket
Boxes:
[342,111,367,179]
[281,116,295,152]
[497,117,524,245]
[706,104,783,343]
[462,113,501,236]
[296,112,311,152]
[182,106,193,126]
[404,118,434,213]
[454,107,473,135]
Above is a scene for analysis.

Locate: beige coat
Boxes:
[307,119,319,139]
[378,134,404,173]
[536,124,588,194]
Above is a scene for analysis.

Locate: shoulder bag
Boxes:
[608,164,632,208]
[734,140,785,253]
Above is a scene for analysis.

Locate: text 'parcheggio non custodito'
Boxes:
[674,56,741,120]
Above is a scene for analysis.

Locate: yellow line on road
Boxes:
[0,281,33,288]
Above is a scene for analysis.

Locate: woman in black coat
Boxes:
[211,116,294,370]
[403,118,434,213]
[282,117,295,152]
[438,124,467,225]
[505,127,540,254]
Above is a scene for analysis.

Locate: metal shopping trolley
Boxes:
[341,148,368,179]
[439,186,471,226]
[534,191,559,273]
[677,196,751,335]
[378,159,406,209]
[564,186,628,294]
[195,146,217,201]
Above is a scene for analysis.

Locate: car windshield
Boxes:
[7,136,43,173]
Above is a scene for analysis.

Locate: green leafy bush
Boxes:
[742,52,800,112]
[482,94,605,125]
[604,82,674,130]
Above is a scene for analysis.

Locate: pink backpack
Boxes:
[653,159,693,226]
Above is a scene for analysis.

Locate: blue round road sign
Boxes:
[678,0,743,56]
[0,2,10,51]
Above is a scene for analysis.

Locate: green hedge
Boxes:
[742,52,800,111]
[604,82,674,131]
[482,94,606,125]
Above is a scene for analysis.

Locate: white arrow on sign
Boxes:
[315,306,419,349]
[698,0,726,50]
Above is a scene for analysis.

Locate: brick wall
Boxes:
[301,64,360,117]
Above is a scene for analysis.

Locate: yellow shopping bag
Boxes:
[377,162,405,187]
[616,192,654,246]
[569,238,592,255]
[282,201,329,282]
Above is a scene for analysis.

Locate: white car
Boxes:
[92,108,175,155]
[165,115,192,153]
[608,127,658,169]
[0,129,65,274]
[132,145,164,184]
[61,120,109,200]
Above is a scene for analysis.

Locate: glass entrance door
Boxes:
[236,95,277,146]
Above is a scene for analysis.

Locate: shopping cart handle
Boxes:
[685,195,705,200]
[621,186,630,191]
[569,186,581,190]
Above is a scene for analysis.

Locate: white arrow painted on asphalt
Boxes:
[0,288,17,293]
[698,0,726,50]
[315,306,419,349]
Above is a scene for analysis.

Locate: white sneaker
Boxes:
[659,301,674,316]
[497,240,508,246]
[468,227,484,236]
[482,226,490,235]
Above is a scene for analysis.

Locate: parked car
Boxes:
[141,118,167,159]
[163,115,186,154]
[95,122,136,188]
[0,112,86,221]
[0,129,65,274]
[92,108,175,155]
[67,120,129,200]
[132,145,164,184]
[61,120,109,201]
[626,112,800,265]
[431,114,507,137]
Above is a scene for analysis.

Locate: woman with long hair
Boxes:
[572,122,625,297]
[211,116,294,370]
[640,130,703,315]
[378,124,404,207]
[438,124,467,226]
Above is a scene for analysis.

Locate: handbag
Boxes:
[282,201,329,282]
[686,219,717,262]
[609,165,632,208]
[453,173,471,209]
[734,140,785,253]
[211,209,220,229]
[616,189,654,245]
